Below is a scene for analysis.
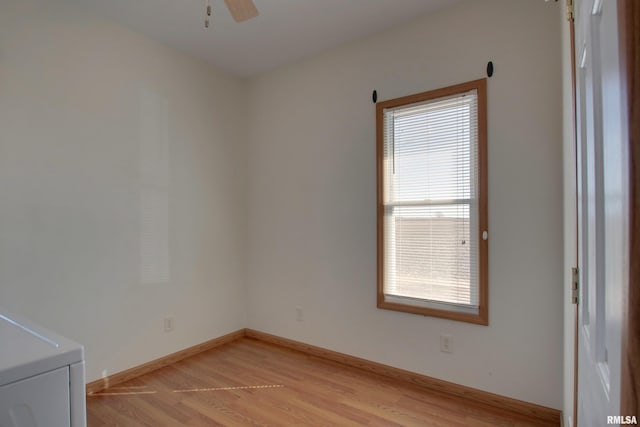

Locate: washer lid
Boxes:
[0,309,84,386]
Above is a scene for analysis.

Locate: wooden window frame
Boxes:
[376,79,488,325]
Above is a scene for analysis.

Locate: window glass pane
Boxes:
[391,102,471,201]
[384,204,475,306]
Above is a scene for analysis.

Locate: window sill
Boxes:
[377,297,488,325]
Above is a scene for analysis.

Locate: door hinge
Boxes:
[566,0,574,22]
[571,267,579,304]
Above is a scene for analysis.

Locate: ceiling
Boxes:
[63,0,462,78]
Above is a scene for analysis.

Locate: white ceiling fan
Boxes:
[205,0,259,27]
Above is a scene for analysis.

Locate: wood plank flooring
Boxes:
[87,338,558,426]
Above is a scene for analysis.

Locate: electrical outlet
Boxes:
[296,307,304,322]
[164,316,175,332]
[440,334,453,353]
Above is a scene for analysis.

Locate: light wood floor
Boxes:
[87,338,557,426]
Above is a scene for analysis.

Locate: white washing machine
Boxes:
[0,309,86,427]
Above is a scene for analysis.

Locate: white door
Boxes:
[574,0,627,425]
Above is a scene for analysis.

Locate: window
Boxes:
[376,79,488,325]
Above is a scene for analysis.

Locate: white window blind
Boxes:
[382,89,479,314]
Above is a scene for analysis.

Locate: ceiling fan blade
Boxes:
[224,0,259,22]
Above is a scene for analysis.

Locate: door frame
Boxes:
[568,7,579,423]
[620,0,640,416]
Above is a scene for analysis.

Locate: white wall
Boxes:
[0,0,247,382]
[247,0,564,409]
[0,0,565,410]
